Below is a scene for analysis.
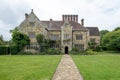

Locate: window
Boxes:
[29,22,35,26]
[29,33,35,38]
[64,34,70,39]
[50,44,59,48]
[50,34,59,40]
[74,44,84,49]
[76,35,83,40]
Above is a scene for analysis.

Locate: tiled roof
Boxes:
[41,21,88,30]
[86,27,100,36]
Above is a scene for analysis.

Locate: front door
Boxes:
[65,46,68,54]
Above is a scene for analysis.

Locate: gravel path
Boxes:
[52,55,83,80]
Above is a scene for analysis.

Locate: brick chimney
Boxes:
[25,13,29,19]
[81,18,84,26]
[62,15,78,23]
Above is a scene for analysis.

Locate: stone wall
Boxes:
[72,30,89,50]
[61,21,72,52]
[89,36,100,45]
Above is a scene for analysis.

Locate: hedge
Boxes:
[0,46,19,55]
[0,46,9,55]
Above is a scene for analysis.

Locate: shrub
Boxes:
[44,48,62,55]
[0,46,9,55]
[10,46,19,55]
[72,47,79,52]
[17,51,33,55]
[70,47,85,55]
[85,49,96,55]
[94,45,103,52]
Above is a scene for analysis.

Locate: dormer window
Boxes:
[29,22,35,27]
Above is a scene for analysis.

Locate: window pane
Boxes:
[29,33,35,38]
[76,35,83,40]
[74,44,84,50]
[64,34,70,39]
[50,35,59,40]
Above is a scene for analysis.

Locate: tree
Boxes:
[12,28,30,51]
[102,30,120,51]
[100,30,109,36]
[100,30,109,41]
[114,27,120,31]
[100,30,109,48]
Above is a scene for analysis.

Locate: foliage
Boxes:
[72,47,79,52]
[114,27,120,31]
[94,45,102,52]
[36,34,45,45]
[88,42,96,50]
[0,55,61,80]
[100,30,109,37]
[0,46,9,55]
[41,48,62,55]
[17,51,33,55]
[36,34,48,51]
[10,46,19,55]
[36,34,58,52]
[100,30,109,44]
[69,47,85,55]
[102,30,120,51]
[12,28,30,51]
[85,49,96,55]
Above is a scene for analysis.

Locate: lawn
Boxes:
[0,55,61,80]
[72,54,120,80]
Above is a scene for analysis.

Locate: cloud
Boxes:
[0,0,120,40]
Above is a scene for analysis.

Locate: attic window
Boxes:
[29,22,35,27]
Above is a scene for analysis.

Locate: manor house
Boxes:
[18,9,100,53]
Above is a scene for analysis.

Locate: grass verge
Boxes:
[72,54,120,80]
[0,55,61,80]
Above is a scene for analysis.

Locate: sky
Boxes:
[0,0,120,41]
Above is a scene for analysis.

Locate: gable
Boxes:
[18,10,47,29]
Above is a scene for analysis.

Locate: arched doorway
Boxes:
[65,46,68,54]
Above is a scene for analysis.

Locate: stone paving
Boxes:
[52,54,83,80]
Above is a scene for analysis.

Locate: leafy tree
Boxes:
[12,28,30,51]
[102,30,120,51]
[100,30,109,36]
[100,30,109,41]
[114,27,120,31]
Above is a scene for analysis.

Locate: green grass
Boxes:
[0,55,61,80]
[72,54,120,80]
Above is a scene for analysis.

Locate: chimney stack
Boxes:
[25,13,29,19]
[81,19,84,26]
[62,15,78,23]
[31,9,33,13]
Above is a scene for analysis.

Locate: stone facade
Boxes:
[17,10,100,53]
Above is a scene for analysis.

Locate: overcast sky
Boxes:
[0,0,120,41]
